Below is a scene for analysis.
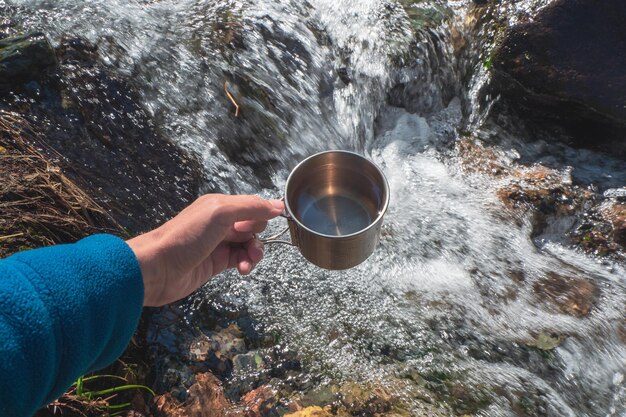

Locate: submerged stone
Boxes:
[526,331,566,351]
[211,324,247,359]
[238,385,279,417]
[573,197,626,259]
[602,201,626,246]
[399,1,452,31]
[284,406,332,417]
[533,272,599,317]
[232,351,264,373]
[0,32,56,92]
[153,372,231,417]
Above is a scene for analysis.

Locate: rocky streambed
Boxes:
[1,0,625,416]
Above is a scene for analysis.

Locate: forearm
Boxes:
[0,234,144,417]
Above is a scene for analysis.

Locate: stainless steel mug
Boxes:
[263,150,389,270]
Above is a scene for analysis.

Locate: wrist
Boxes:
[127,229,166,307]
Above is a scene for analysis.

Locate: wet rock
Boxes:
[447,383,491,415]
[497,183,580,218]
[186,373,231,417]
[203,6,245,58]
[232,351,264,374]
[257,18,312,75]
[283,406,331,417]
[336,382,394,415]
[0,16,15,39]
[189,339,214,363]
[490,0,626,156]
[328,379,445,416]
[54,38,202,231]
[384,1,459,115]
[603,187,626,200]
[1,36,203,234]
[263,346,302,380]
[533,272,599,317]
[186,324,246,377]
[457,140,623,259]
[152,394,185,417]
[449,26,467,57]
[298,385,338,408]
[386,30,458,114]
[237,385,279,417]
[152,363,196,398]
[456,138,507,177]
[575,228,618,258]
[216,73,288,190]
[526,331,566,351]
[211,324,247,360]
[458,331,563,382]
[601,201,626,246]
[228,351,270,397]
[153,368,282,416]
[149,298,304,405]
[336,67,351,85]
[494,162,596,241]
[497,165,593,219]
[153,373,231,417]
[497,164,586,216]
[399,1,452,31]
[0,32,56,92]
[572,198,626,259]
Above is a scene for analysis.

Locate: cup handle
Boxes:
[259,225,294,246]
[259,197,296,246]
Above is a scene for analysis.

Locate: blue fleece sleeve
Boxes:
[0,234,144,417]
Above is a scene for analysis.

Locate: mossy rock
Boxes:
[0,32,56,92]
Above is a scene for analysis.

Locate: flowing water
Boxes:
[4,0,626,415]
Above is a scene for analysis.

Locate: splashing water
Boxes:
[6,0,625,415]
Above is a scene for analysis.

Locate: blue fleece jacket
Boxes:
[0,234,144,417]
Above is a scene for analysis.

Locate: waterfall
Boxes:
[5,0,625,415]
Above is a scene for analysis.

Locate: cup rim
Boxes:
[284,149,390,239]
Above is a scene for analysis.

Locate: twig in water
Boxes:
[224,80,240,117]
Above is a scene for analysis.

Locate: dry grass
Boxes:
[0,109,149,415]
[0,110,124,258]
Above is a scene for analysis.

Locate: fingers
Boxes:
[233,219,268,234]
[227,219,268,242]
[226,231,255,243]
[213,195,284,224]
[136,194,281,306]
[206,242,232,277]
[237,238,265,275]
[210,238,266,276]
[247,239,265,264]
[219,237,262,275]
[237,250,254,275]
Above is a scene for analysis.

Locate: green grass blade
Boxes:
[88,384,156,397]
[80,374,128,383]
[105,402,132,410]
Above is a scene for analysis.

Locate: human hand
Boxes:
[127,194,284,307]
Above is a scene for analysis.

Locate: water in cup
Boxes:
[298,194,372,236]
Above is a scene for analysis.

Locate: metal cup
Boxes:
[263,150,389,270]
